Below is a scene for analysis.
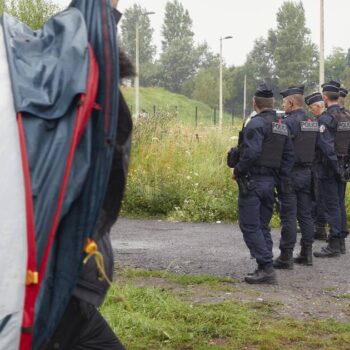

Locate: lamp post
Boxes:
[319,0,325,90]
[135,11,155,119]
[219,36,233,128]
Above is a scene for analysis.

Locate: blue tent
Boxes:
[0,1,120,348]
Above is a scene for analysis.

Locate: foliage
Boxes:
[272,1,318,91]
[161,0,193,52]
[325,47,349,82]
[120,4,156,65]
[101,268,350,349]
[159,37,198,93]
[2,0,58,29]
[121,108,240,223]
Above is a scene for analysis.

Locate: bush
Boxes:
[121,109,240,223]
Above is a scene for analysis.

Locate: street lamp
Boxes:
[135,11,155,119]
[319,0,325,91]
[219,36,233,128]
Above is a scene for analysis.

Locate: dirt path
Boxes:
[111,218,350,321]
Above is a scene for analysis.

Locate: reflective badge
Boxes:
[300,121,319,132]
[337,121,350,131]
[319,125,326,133]
[272,122,288,136]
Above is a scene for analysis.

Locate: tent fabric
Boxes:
[1,0,119,348]
[0,22,27,350]
[2,10,89,120]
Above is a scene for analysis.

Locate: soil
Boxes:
[111,218,350,321]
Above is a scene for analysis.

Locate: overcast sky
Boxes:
[54,0,349,66]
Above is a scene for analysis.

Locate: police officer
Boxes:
[338,87,350,252]
[273,86,317,268]
[339,87,349,111]
[305,92,328,241]
[233,83,293,284]
[313,80,350,257]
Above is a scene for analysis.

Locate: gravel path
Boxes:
[112,218,350,320]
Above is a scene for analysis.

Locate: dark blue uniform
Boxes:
[278,108,315,250]
[235,109,294,268]
[316,105,347,241]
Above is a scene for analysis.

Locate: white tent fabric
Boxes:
[0,23,27,350]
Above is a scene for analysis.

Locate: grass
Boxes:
[121,108,241,223]
[101,268,350,349]
[121,86,235,127]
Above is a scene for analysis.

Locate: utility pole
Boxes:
[319,0,325,90]
[135,11,155,119]
[219,36,233,128]
[243,73,247,120]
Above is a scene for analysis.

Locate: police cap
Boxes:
[280,85,305,98]
[305,92,323,106]
[339,87,348,97]
[321,80,340,93]
[254,83,273,98]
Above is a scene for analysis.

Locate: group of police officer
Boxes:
[228,80,350,284]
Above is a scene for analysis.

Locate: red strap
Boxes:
[17,112,38,350]
[19,45,99,350]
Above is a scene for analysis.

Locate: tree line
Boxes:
[1,0,350,116]
[121,0,350,115]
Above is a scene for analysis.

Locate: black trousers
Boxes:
[43,297,125,350]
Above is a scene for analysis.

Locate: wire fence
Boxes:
[129,104,244,127]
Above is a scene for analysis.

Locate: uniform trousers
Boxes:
[238,175,275,267]
[279,168,314,249]
[319,177,347,240]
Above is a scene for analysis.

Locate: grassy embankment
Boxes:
[121,86,242,223]
[101,268,350,349]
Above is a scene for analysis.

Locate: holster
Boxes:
[227,147,240,168]
[237,175,255,196]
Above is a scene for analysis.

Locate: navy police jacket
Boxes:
[316,105,340,178]
[235,109,294,178]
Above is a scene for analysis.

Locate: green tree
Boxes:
[272,1,318,90]
[325,48,348,82]
[3,0,57,29]
[159,37,197,93]
[120,4,156,67]
[0,0,5,13]
[160,1,215,95]
[161,0,193,51]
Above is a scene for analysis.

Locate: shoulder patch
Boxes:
[319,125,326,133]
[272,122,288,136]
[246,130,255,140]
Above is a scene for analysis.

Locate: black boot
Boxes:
[244,265,277,284]
[314,224,327,240]
[294,245,312,266]
[314,238,341,258]
[340,238,346,254]
[273,249,294,269]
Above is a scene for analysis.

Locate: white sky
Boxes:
[54,0,349,66]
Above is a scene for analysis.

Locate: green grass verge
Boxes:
[121,86,236,127]
[101,269,350,349]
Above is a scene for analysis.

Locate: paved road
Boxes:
[112,218,349,289]
[112,219,350,320]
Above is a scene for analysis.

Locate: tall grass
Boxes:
[122,109,240,222]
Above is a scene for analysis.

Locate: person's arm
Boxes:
[317,116,338,171]
[234,119,265,175]
[279,135,295,184]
